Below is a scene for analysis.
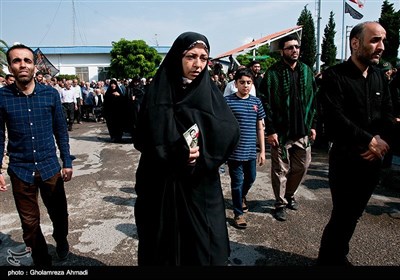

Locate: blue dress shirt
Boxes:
[0,83,74,183]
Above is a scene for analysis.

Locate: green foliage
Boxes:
[236,44,279,73]
[379,0,400,66]
[297,5,317,68]
[109,39,162,80]
[0,39,9,76]
[56,74,79,81]
[321,11,337,67]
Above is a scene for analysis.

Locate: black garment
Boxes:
[317,58,394,265]
[125,83,145,140]
[253,74,263,97]
[288,67,307,140]
[103,80,126,142]
[62,102,75,131]
[134,32,240,266]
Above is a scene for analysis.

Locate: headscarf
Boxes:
[134,31,240,171]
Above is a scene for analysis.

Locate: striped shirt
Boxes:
[225,93,266,161]
[0,83,74,183]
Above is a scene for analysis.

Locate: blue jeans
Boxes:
[228,159,256,217]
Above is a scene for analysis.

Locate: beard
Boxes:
[15,72,34,85]
[16,76,33,85]
[283,55,298,65]
[356,47,380,66]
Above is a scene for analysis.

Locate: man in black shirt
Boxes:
[317,21,393,266]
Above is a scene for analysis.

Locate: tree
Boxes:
[0,39,9,76]
[297,5,317,69]
[109,39,162,80]
[379,0,400,66]
[236,44,279,73]
[320,11,337,68]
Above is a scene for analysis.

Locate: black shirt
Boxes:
[320,58,394,155]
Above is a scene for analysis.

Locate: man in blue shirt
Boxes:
[225,68,266,229]
[0,44,74,266]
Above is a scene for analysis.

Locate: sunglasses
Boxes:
[283,45,301,51]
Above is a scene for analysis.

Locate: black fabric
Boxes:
[103,80,126,141]
[317,58,394,264]
[133,32,240,266]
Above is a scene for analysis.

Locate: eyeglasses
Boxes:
[283,45,300,51]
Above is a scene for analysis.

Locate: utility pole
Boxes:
[315,0,322,73]
[72,0,76,45]
[341,0,345,61]
[345,25,353,60]
[155,34,159,47]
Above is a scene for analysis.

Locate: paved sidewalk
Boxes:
[1,122,399,278]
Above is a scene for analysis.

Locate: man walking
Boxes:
[0,44,74,266]
[317,21,393,266]
[259,35,317,222]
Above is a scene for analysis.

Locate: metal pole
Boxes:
[341,0,345,62]
[316,0,322,73]
[345,25,352,60]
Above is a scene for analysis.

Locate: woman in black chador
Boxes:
[133,32,240,266]
[103,79,125,142]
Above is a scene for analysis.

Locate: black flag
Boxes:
[33,48,59,77]
[345,2,363,20]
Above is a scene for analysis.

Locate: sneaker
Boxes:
[286,197,299,210]
[56,240,70,261]
[234,215,247,229]
[273,207,287,221]
[242,197,248,213]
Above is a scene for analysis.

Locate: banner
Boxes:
[345,2,364,20]
[33,48,59,77]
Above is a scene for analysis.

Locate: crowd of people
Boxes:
[0,20,400,267]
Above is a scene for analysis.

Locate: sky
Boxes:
[1,0,399,60]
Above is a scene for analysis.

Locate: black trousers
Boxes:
[62,102,75,129]
[317,148,381,265]
[10,172,69,266]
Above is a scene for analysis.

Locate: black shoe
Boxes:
[56,240,70,261]
[286,197,299,210]
[274,207,287,221]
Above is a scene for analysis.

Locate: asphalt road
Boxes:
[1,121,399,279]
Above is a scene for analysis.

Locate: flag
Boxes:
[349,0,364,8]
[33,48,59,77]
[345,2,364,20]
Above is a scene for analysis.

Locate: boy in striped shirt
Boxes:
[225,68,266,229]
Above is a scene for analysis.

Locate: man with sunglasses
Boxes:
[259,35,317,222]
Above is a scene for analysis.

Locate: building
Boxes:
[3,45,170,82]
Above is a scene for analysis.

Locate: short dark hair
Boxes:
[6,44,35,65]
[248,60,261,68]
[279,35,299,50]
[234,68,254,81]
[5,74,14,79]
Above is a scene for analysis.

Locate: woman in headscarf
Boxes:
[103,79,125,142]
[133,32,240,266]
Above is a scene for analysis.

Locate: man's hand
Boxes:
[310,129,317,142]
[62,168,73,182]
[361,135,389,161]
[267,133,279,147]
